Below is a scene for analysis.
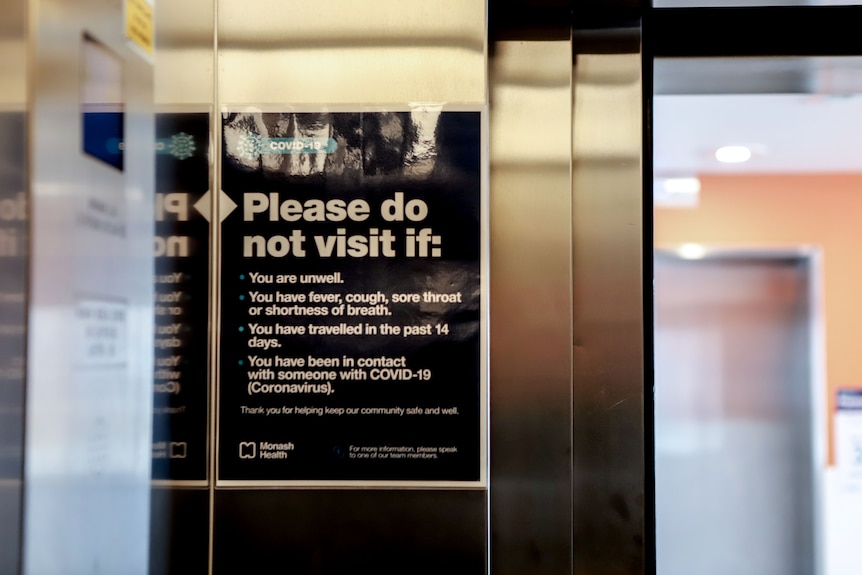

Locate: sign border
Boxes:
[213,104,489,489]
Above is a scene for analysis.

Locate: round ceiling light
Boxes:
[715,145,752,163]
[678,243,707,260]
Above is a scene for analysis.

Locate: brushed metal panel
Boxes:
[155,0,214,105]
[572,43,647,575]
[213,490,487,575]
[0,9,27,107]
[489,40,573,574]
[217,0,485,105]
[212,2,488,574]
[24,0,155,573]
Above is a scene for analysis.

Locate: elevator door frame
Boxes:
[653,247,825,575]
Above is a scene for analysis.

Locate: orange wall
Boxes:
[655,173,862,465]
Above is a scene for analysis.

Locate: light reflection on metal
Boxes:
[490,39,573,575]
[218,0,485,106]
[24,3,155,573]
[154,0,214,105]
[572,44,646,575]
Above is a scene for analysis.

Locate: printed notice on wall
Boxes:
[152,113,210,482]
[0,112,26,485]
[217,109,485,486]
[836,389,862,492]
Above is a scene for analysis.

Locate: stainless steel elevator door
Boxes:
[654,254,815,575]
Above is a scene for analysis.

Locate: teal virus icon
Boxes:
[169,132,196,160]
[237,133,264,161]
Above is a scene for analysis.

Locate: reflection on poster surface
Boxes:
[218,109,484,485]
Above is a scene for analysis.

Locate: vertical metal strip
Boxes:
[642,13,657,575]
[571,19,646,575]
[488,38,574,575]
[25,1,155,571]
[20,0,35,572]
[208,0,220,573]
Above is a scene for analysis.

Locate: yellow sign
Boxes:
[125,0,153,56]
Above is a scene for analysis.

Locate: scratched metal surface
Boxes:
[572,30,647,575]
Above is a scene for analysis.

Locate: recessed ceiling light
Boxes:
[662,177,701,195]
[678,243,707,260]
[654,177,700,208]
[715,145,752,163]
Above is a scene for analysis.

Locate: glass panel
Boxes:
[654,56,862,575]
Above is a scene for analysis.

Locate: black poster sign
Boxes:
[0,112,27,483]
[152,112,211,481]
[218,109,484,484]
